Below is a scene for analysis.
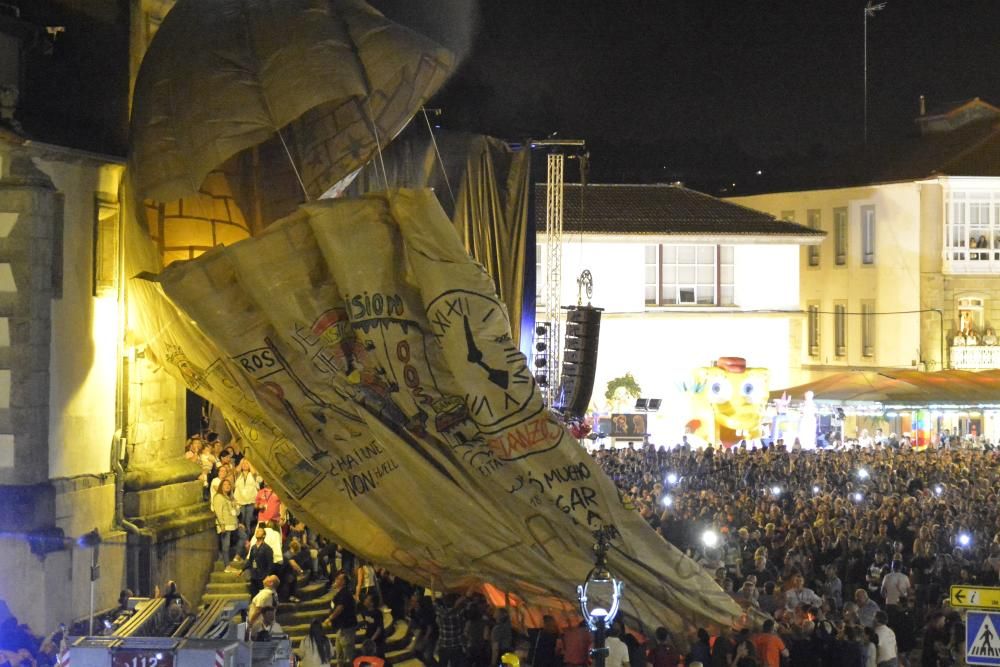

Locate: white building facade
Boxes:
[536,183,822,445]
[727,98,1000,441]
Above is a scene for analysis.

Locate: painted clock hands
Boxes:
[463,315,509,389]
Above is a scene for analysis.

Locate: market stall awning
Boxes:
[772,369,1000,406]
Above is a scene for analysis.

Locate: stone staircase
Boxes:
[200,564,420,665]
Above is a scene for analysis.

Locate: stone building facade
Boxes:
[0,0,216,631]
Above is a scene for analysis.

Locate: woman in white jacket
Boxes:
[212,478,242,565]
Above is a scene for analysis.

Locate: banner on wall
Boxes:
[131,189,740,635]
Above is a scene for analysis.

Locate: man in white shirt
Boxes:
[880,561,911,606]
[785,574,823,610]
[604,628,630,667]
[873,611,898,667]
[854,588,881,628]
[247,575,280,634]
[261,520,284,565]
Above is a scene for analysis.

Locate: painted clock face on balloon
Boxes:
[426,289,539,431]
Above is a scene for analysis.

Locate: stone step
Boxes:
[287,617,406,642]
[202,592,250,602]
[205,582,250,595]
[390,657,422,667]
[284,623,412,658]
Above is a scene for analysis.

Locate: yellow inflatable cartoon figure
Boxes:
[684,357,769,447]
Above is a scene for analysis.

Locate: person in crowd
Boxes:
[750,619,787,667]
[408,594,438,667]
[435,593,467,667]
[244,527,274,598]
[562,620,592,667]
[262,519,284,570]
[855,589,881,629]
[184,435,203,462]
[530,615,562,667]
[255,482,282,526]
[246,574,279,634]
[731,639,758,667]
[605,625,630,667]
[920,612,949,667]
[360,592,386,660]
[298,619,333,667]
[280,538,310,603]
[688,628,712,667]
[463,599,490,667]
[873,611,898,667]
[785,573,823,610]
[212,478,242,566]
[251,605,283,640]
[200,436,220,500]
[233,458,260,535]
[648,627,680,667]
[356,560,379,606]
[489,607,513,667]
[325,572,358,667]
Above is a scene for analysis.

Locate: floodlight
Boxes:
[701,530,719,548]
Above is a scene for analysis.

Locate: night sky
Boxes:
[374,0,1000,187]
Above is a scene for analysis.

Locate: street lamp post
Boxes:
[863,1,887,146]
[577,527,624,667]
[77,529,102,636]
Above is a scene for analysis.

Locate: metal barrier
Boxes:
[67,634,284,667]
[115,599,166,637]
[183,599,250,640]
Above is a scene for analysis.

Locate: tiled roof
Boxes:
[534,183,824,237]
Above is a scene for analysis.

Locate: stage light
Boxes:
[534,356,547,368]
[661,495,673,507]
[701,530,719,548]
[665,472,678,485]
[535,341,547,352]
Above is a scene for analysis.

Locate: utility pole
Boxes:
[864,1,887,146]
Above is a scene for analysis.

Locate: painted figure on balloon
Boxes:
[682,357,769,447]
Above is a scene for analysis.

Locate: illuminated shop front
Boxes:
[773,369,1000,447]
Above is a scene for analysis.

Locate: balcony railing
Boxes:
[944,250,1000,274]
[950,345,1000,369]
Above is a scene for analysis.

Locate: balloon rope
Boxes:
[422,107,456,209]
[366,99,390,190]
[276,128,310,200]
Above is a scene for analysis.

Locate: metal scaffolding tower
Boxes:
[542,153,564,406]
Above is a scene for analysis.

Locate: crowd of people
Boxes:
[590,438,1000,667]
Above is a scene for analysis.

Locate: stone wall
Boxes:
[0,151,60,486]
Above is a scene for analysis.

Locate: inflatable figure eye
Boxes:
[707,379,733,403]
[740,379,763,401]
